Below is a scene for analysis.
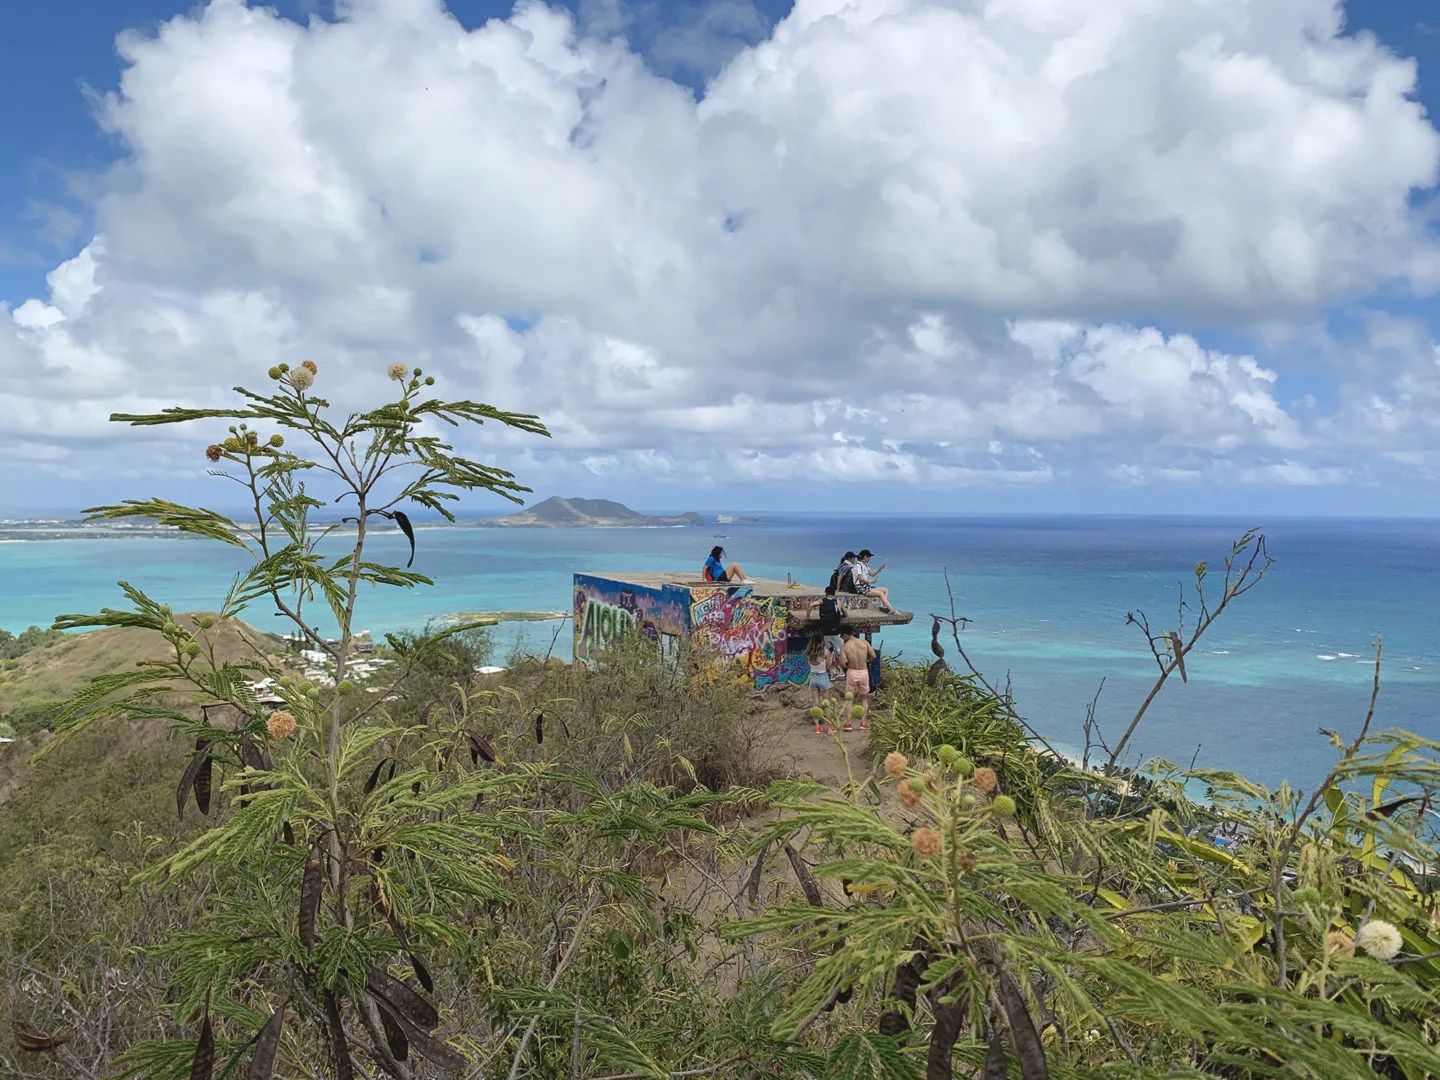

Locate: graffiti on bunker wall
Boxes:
[573,576,687,661]
[690,586,795,686]
[756,651,811,690]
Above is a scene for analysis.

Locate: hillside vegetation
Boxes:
[9,364,1440,1080]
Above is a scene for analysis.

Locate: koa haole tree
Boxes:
[38,361,552,1078]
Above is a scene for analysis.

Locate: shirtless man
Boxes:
[838,625,876,730]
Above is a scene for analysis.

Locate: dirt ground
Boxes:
[748,685,882,787]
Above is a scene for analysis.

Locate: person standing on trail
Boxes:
[805,633,833,713]
[838,624,876,731]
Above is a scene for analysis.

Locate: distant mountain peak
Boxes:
[484,496,704,529]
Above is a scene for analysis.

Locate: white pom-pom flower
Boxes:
[1355,919,1403,961]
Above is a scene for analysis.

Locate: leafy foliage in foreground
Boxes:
[7,372,1440,1080]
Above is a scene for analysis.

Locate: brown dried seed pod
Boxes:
[188,1014,213,1079]
[177,740,214,820]
[467,732,497,765]
[299,839,323,952]
[409,952,434,995]
[246,1002,286,1080]
[322,991,354,1080]
[379,1004,409,1061]
[281,821,295,846]
[194,755,213,816]
[363,759,388,795]
[365,967,439,1031]
[984,1027,1007,1080]
[13,1021,74,1053]
[371,999,466,1072]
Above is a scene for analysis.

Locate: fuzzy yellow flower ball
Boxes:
[1356,920,1403,961]
[911,827,941,859]
[883,751,908,780]
[1325,931,1356,958]
[301,360,318,375]
[972,766,998,794]
[388,362,409,381]
[266,710,297,741]
[897,784,921,809]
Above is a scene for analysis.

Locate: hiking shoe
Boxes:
[814,724,823,734]
[843,722,853,732]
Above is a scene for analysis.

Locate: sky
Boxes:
[4,0,1440,517]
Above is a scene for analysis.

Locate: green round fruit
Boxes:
[991,795,1016,818]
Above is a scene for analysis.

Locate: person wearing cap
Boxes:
[852,549,892,612]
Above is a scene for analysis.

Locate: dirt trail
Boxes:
[749,687,880,787]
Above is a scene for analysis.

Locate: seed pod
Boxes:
[393,511,416,568]
[188,1014,213,1079]
[322,991,354,1080]
[246,1002,286,1080]
[194,754,213,816]
[984,1028,1007,1080]
[363,759,388,795]
[409,952,434,995]
[299,839,324,952]
[467,732,496,765]
[534,712,544,745]
[177,740,214,820]
[997,972,1050,1079]
[13,1021,74,1053]
[371,999,466,1072]
[783,844,822,908]
[379,1004,409,1061]
[930,617,944,658]
[281,821,295,846]
[366,967,439,1031]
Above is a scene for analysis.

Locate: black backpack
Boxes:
[828,564,856,593]
[817,597,841,634]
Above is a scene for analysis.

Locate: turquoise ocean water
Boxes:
[1,515,1436,786]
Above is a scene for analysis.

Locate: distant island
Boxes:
[479,497,705,529]
[715,514,759,524]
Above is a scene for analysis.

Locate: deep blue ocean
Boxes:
[2,515,1436,787]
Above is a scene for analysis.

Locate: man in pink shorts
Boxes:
[838,625,876,730]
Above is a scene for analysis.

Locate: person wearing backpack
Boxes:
[829,552,859,594]
[815,583,847,656]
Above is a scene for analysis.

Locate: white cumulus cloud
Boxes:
[1,0,1439,508]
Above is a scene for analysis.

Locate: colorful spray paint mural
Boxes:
[573,575,688,662]
[573,573,845,689]
[689,585,811,689]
